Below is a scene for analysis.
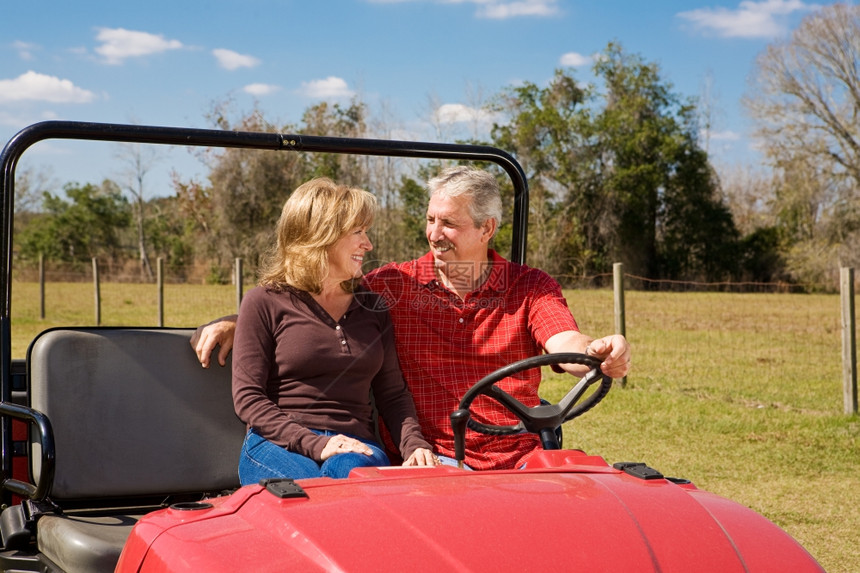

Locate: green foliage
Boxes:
[595,44,741,281]
[490,69,594,277]
[658,141,740,280]
[203,111,305,265]
[17,181,131,263]
[206,263,231,285]
[191,99,372,271]
[489,43,741,283]
[143,195,196,279]
[739,226,785,283]
[301,100,368,185]
[396,176,429,259]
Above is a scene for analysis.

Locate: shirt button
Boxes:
[335,325,341,330]
[458,318,464,324]
[341,340,347,345]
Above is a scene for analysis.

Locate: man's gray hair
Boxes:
[427,166,502,237]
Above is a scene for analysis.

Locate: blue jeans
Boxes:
[437,454,474,470]
[239,428,390,485]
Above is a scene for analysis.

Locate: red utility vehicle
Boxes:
[0,122,823,572]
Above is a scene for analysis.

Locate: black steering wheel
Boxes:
[450,353,612,464]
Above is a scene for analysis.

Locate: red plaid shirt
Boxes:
[365,250,578,470]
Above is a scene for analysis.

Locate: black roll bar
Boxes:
[0,120,530,498]
[0,401,54,500]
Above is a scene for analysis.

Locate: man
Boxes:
[193,166,631,470]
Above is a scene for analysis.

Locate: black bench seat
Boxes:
[1,328,244,573]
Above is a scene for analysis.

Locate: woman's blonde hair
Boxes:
[258,177,376,293]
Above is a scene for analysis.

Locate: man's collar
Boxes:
[414,250,507,292]
[414,251,438,285]
[482,250,508,292]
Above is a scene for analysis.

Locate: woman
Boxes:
[232,177,437,484]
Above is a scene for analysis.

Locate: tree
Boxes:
[183,100,373,277]
[716,164,776,237]
[658,140,740,281]
[12,166,54,237]
[144,193,197,280]
[490,69,594,277]
[116,142,161,281]
[203,109,306,269]
[366,154,410,268]
[13,166,53,214]
[592,43,738,281]
[745,3,860,277]
[747,3,860,185]
[170,58,741,283]
[771,155,852,285]
[489,44,739,282]
[301,99,369,185]
[715,164,786,283]
[17,181,131,264]
[396,176,429,260]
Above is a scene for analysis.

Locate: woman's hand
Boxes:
[402,447,441,467]
[190,315,238,368]
[320,434,373,460]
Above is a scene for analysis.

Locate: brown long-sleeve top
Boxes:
[232,284,430,462]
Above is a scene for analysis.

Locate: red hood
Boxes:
[119,454,822,572]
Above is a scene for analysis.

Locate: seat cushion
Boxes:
[37,513,142,573]
[28,328,245,500]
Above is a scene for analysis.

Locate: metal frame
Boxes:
[0,120,530,495]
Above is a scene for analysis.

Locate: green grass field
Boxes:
[9,281,859,571]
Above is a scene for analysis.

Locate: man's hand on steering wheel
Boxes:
[450,353,613,464]
[545,331,631,380]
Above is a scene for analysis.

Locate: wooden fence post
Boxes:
[235,258,243,313]
[92,258,101,326]
[841,267,857,414]
[157,257,164,327]
[613,262,627,388]
[39,253,45,320]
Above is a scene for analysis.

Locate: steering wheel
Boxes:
[450,353,612,463]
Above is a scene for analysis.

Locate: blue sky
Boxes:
[0,0,826,195]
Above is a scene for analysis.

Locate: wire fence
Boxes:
[9,258,857,414]
[556,272,846,294]
[12,258,242,285]
[14,256,858,294]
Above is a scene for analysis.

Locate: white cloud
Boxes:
[702,129,742,142]
[243,83,280,96]
[559,52,592,67]
[365,0,559,19]
[434,103,499,126]
[476,0,559,19]
[388,127,422,141]
[0,111,23,128]
[297,76,354,99]
[213,49,260,70]
[677,0,815,39]
[0,71,96,104]
[94,27,183,65]
[13,41,38,61]
[709,130,742,141]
